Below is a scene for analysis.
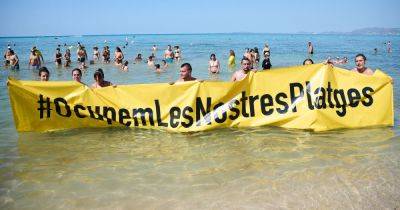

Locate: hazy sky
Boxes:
[1,0,399,36]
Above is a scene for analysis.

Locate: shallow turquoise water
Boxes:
[0,34,399,209]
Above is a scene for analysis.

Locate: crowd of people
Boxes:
[3,40,391,87]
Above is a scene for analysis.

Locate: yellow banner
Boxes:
[7,64,394,132]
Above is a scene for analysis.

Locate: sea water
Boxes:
[0,34,399,209]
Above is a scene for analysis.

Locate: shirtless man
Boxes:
[164,45,174,63]
[351,54,374,75]
[147,55,155,67]
[208,53,220,74]
[32,46,44,63]
[231,57,255,82]
[9,50,19,70]
[77,46,87,67]
[175,63,197,83]
[29,50,41,69]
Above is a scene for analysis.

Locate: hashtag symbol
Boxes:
[37,94,52,119]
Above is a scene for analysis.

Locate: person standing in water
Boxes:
[77,46,87,68]
[93,46,100,61]
[9,50,19,70]
[228,50,236,69]
[29,49,41,69]
[175,63,197,83]
[55,48,62,66]
[386,41,392,53]
[307,41,314,54]
[231,57,255,81]
[174,46,181,61]
[261,53,272,70]
[91,68,113,88]
[102,46,110,63]
[351,53,374,75]
[208,53,220,74]
[72,68,83,84]
[38,67,50,81]
[64,49,71,67]
[164,45,174,63]
[114,47,124,66]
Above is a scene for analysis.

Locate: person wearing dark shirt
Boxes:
[261,53,272,70]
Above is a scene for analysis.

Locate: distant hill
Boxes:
[349,27,400,35]
[300,27,400,35]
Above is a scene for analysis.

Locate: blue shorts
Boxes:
[166,58,173,63]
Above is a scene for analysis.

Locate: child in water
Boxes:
[121,61,129,71]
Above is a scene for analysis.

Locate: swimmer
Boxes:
[208,53,220,74]
[134,53,142,63]
[55,48,62,66]
[93,46,100,61]
[228,50,236,69]
[3,46,12,67]
[303,58,314,65]
[307,41,314,54]
[38,67,50,81]
[91,68,113,88]
[164,45,174,63]
[121,61,129,71]
[231,57,255,82]
[351,54,374,75]
[152,45,157,52]
[263,43,270,55]
[161,59,168,70]
[261,53,272,70]
[154,64,163,73]
[29,49,41,69]
[32,46,44,63]
[174,46,181,61]
[114,47,124,65]
[147,55,155,67]
[386,41,392,53]
[77,46,87,68]
[9,50,19,70]
[64,49,71,67]
[102,46,110,63]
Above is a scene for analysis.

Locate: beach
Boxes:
[0,33,399,209]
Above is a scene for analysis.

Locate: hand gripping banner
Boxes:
[7,64,394,132]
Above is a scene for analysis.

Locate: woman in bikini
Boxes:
[208,53,220,74]
[114,47,124,66]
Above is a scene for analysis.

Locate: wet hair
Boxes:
[302,58,314,65]
[254,47,259,53]
[181,63,192,71]
[355,53,367,61]
[93,46,98,50]
[9,50,14,55]
[229,50,235,57]
[56,48,60,51]
[155,64,160,68]
[162,59,166,64]
[94,68,104,79]
[210,53,216,59]
[38,67,49,76]
[72,68,82,76]
[124,61,129,66]
[241,57,251,63]
[116,47,121,52]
